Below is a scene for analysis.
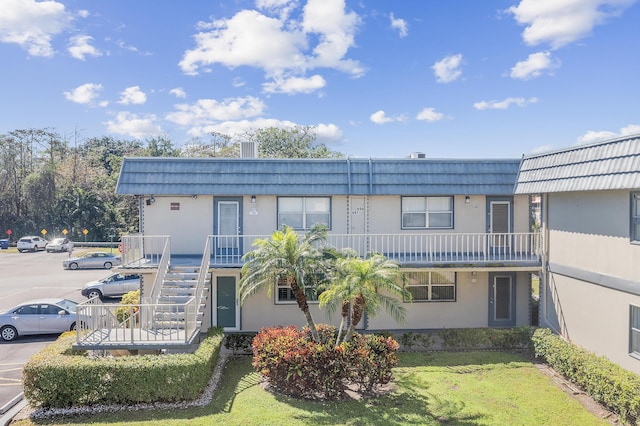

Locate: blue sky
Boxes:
[1,0,639,158]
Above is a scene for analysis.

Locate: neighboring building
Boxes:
[515,134,640,375]
[94,156,540,347]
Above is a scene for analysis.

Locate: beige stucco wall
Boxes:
[142,194,532,254]
[547,190,640,280]
[234,270,531,332]
[542,273,640,376]
[142,196,213,254]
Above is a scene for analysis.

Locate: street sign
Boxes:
[83,229,88,235]
[41,229,47,236]
[6,229,11,236]
[62,229,68,235]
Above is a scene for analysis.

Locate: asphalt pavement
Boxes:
[0,249,117,423]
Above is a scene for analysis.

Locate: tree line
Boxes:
[0,126,342,242]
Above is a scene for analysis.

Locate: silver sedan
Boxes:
[0,298,78,341]
[63,252,122,270]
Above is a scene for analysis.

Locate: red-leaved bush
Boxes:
[251,325,399,400]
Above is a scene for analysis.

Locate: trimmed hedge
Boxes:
[22,327,224,408]
[532,328,640,424]
[393,326,534,351]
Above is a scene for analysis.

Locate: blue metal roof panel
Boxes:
[515,134,640,194]
[116,157,520,196]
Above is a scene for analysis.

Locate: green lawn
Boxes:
[14,351,608,426]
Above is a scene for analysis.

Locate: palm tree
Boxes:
[239,225,329,343]
[320,251,410,344]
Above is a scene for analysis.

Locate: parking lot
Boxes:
[0,249,116,416]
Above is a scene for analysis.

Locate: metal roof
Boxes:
[115,157,520,196]
[515,134,640,194]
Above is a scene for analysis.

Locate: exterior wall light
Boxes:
[465,196,471,204]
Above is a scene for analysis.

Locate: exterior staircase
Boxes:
[153,266,209,335]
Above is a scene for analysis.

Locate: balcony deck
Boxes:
[120,232,543,270]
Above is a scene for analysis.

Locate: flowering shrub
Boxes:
[252,325,400,400]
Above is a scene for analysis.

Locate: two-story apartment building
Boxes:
[515,134,640,375]
[84,155,540,350]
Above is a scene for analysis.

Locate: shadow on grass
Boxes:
[29,352,531,425]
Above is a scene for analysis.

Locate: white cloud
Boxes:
[390,13,408,37]
[67,35,101,60]
[314,123,343,145]
[432,54,463,83]
[576,124,640,144]
[0,0,73,57]
[508,0,635,49]
[183,118,343,146]
[118,86,147,105]
[106,112,164,139]
[370,110,407,124]
[370,111,393,124]
[165,96,266,127]
[473,97,538,110]
[262,74,326,94]
[179,0,363,94]
[170,88,187,98]
[180,10,306,75]
[510,51,559,80]
[416,107,445,122]
[63,83,105,105]
[256,0,298,20]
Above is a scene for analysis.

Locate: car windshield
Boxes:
[51,238,65,244]
[56,299,78,313]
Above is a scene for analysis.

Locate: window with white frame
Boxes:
[404,271,456,302]
[402,196,453,229]
[631,305,640,358]
[278,197,331,229]
[276,275,322,304]
[632,193,640,243]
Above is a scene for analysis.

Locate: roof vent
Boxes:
[240,141,259,158]
[410,152,426,159]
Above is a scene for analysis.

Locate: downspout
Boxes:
[368,158,373,195]
[347,157,351,194]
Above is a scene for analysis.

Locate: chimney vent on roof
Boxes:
[410,152,426,159]
[240,141,259,158]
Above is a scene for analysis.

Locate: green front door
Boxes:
[216,276,237,329]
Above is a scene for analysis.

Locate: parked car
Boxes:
[0,298,78,341]
[81,273,141,300]
[17,236,48,252]
[46,238,73,253]
[63,252,122,270]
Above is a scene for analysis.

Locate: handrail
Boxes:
[206,231,542,266]
[145,238,171,305]
[75,299,198,346]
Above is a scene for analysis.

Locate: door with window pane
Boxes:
[488,273,516,326]
[487,198,512,251]
[214,198,242,259]
[216,276,238,330]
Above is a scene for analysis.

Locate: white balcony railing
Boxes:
[75,297,199,348]
[120,232,541,269]
[205,232,542,267]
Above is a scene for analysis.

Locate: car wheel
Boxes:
[18,249,22,253]
[70,322,77,331]
[69,262,79,270]
[1,325,18,341]
[104,262,112,269]
[87,290,102,300]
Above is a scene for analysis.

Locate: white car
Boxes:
[81,273,141,300]
[46,238,73,253]
[17,236,48,252]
